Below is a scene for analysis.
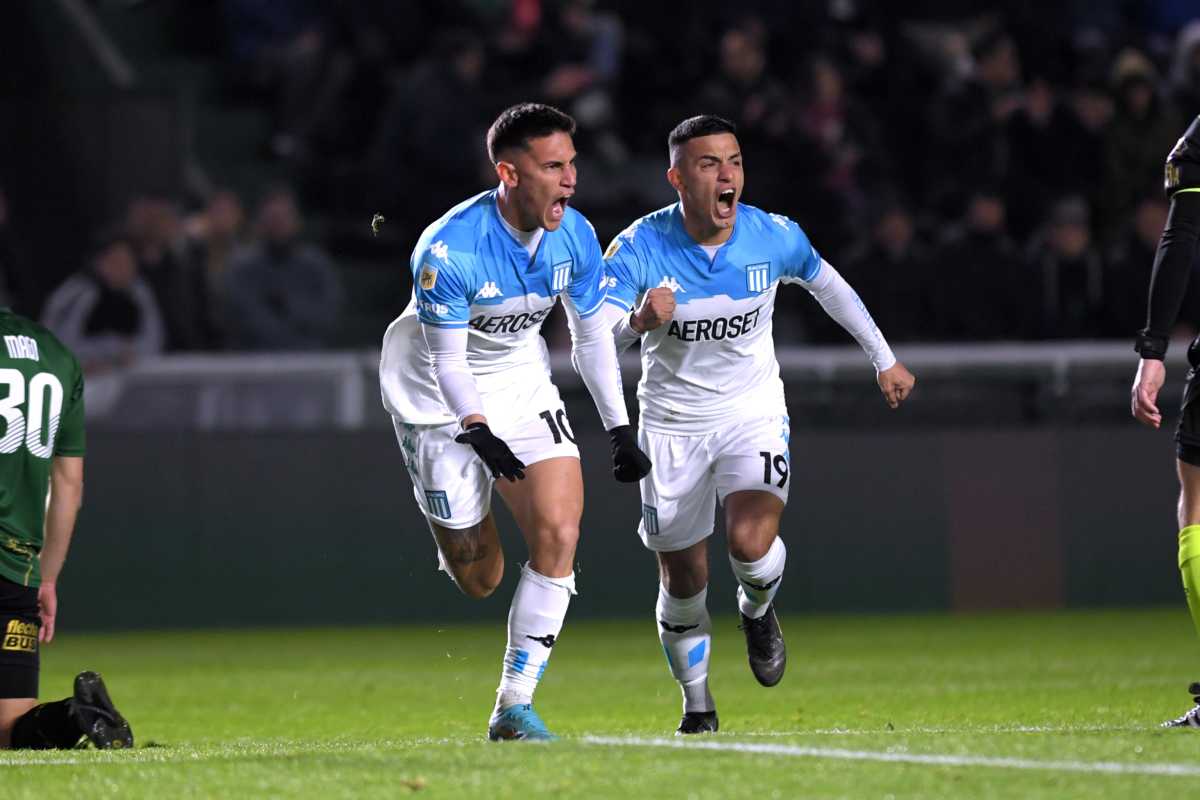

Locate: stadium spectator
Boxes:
[929,29,1024,208]
[127,196,212,352]
[839,198,932,343]
[1103,194,1200,341]
[792,52,887,244]
[1170,20,1200,119]
[1004,77,1096,242]
[930,188,1027,340]
[184,189,246,348]
[1099,49,1182,240]
[40,230,165,374]
[1031,196,1105,339]
[223,187,343,350]
[366,29,492,224]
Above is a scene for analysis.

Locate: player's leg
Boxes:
[394,418,504,598]
[1165,360,1200,727]
[486,455,581,740]
[716,415,791,687]
[640,427,720,734]
[481,390,584,741]
[657,540,718,734]
[0,579,131,749]
[429,515,504,599]
[0,699,37,749]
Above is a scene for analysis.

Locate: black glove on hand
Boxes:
[608,424,652,483]
[455,422,526,481]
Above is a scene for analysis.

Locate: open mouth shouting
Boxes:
[716,188,736,221]
[547,193,572,226]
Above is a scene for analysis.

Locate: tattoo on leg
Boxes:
[439,528,489,566]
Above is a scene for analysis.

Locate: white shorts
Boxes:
[637,414,791,552]
[392,379,579,530]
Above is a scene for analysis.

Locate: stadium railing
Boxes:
[88,342,1189,431]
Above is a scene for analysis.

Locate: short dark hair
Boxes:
[486,103,576,163]
[668,115,737,162]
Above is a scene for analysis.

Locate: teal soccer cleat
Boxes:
[487,704,558,741]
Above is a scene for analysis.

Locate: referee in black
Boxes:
[1131,115,1200,727]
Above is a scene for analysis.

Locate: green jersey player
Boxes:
[0,303,132,749]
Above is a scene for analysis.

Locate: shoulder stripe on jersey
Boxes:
[419,319,469,328]
[575,294,609,320]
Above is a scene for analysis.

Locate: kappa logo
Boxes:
[476,281,503,299]
[429,240,449,262]
[741,575,782,593]
[525,633,557,649]
[768,212,791,231]
[658,276,686,293]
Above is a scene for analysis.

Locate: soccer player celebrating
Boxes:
[1,301,133,749]
[1130,114,1200,727]
[379,103,650,741]
[602,115,914,734]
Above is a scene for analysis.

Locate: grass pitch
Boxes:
[5,609,1200,799]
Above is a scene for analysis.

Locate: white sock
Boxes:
[729,537,786,619]
[495,563,575,711]
[656,584,713,713]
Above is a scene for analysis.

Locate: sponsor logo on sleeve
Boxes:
[598,274,617,291]
[419,264,439,290]
[418,300,449,316]
[603,238,623,259]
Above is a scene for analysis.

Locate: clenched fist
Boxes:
[877,362,915,409]
[631,287,676,333]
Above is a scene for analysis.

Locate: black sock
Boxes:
[10,698,82,750]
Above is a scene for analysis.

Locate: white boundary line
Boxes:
[581,736,1200,777]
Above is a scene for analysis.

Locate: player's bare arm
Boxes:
[1132,357,1166,428]
[878,362,916,410]
[38,456,84,643]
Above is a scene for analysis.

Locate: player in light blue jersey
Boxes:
[379,104,650,741]
[603,115,915,734]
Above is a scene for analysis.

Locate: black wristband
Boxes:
[1135,332,1168,360]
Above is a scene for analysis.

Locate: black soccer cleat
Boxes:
[1162,681,1200,728]
[676,710,719,736]
[739,605,786,687]
[71,671,134,749]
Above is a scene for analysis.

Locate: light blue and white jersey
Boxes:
[604,202,821,434]
[381,189,608,425]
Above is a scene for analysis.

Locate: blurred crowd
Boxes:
[4,0,1200,367]
[1,184,343,373]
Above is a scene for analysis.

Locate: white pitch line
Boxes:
[581,736,1200,778]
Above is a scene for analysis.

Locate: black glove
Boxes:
[608,424,651,483]
[455,423,526,481]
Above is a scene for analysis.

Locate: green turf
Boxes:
[5,609,1200,799]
